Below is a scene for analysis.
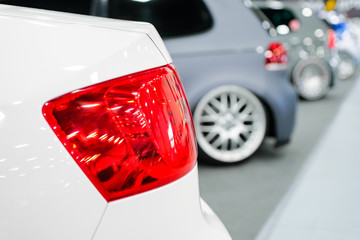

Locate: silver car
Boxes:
[1,0,297,164]
[251,0,336,101]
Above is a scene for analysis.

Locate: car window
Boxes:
[0,0,92,14]
[260,8,296,29]
[251,7,301,36]
[107,0,213,38]
[0,0,213,38]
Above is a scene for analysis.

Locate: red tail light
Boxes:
[264,42,288,71]
[42,65,197,202]
[327,29,336,49]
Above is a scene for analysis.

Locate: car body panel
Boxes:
[164,0,296,144]
[173,51,295,142]
[0,6,231,240]
[94,166,231,240]
[0,4,172,63]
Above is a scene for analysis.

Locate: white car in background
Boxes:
[0,5,231,240]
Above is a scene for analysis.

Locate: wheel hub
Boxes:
[219,112,237,129]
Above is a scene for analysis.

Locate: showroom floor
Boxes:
[198,73,358,240]
[255,69,360,240]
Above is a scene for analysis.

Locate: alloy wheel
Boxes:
[292,58,331,101]
[336,51,357,80]
[193,86,266,163]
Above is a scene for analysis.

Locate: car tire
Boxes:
[193,85,267,164]
[292,58,332,101]
[336,51,357,80]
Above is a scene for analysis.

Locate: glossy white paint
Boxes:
[0,4,172,64]
[0,5,231,240]
[94,166,231,240]
[0,6,164,240]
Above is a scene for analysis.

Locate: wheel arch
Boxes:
[188,80,275,138]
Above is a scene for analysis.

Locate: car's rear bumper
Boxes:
[93,164,232,240]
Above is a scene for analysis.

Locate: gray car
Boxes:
[160,0,297,163]
[251,0,336,101]
[2,0,297,164]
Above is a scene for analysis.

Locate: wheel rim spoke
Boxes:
[244,124,254,132]
[203,104,217,115]
[230,137,238,149]
[220,93,228,109]
[239,104,253,120]
[230,93,238,108]
[234,98,247,112]
[221,140,228,151]
[211,135,224,148]
[209,98,222,112]
[201,125,217,132]
[199,115,218,123]
[205,131,218,141]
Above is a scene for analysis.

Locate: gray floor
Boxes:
[255,67,360,240]
[198,74,358,240]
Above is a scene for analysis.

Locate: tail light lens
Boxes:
[264,42,288,71]
[42,65,197,202]
[327,29,336,49]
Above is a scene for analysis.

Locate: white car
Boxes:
[0,5,231,240]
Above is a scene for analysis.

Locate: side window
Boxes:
[258,8,300,36]
[261,8,296,28]
[0,0,92,15]
[107,0,213,38]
